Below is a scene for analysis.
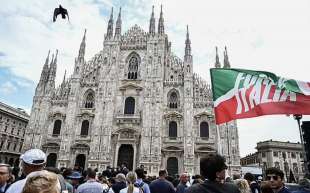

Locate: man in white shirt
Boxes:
[6,149,47,193]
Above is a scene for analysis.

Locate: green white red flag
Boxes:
[210,68,310,124]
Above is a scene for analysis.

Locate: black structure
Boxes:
[53,5,69,22]
[302,121,310,173]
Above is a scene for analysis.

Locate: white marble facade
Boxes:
[24,6,240,176]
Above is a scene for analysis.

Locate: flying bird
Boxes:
[53,5,69,22]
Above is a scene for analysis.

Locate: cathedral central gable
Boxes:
[121,24,147,50]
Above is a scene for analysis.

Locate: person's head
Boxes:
[87,169,96,180]
[135,168,145,179]
[180,173,188,183]
[244,172,255,183]
[126,172,137,193]
[126,172,137,184]
[200,153,227,182]
[233,174,241,180]
[158,170,167,178]
[0,164,10,186]
[21,170,60,193]
[265,167,285,190]
[67,171,82,186]
[234,179,250,193]
[116,173,126,183]
[20,149,46,176]
[62,168,72,179]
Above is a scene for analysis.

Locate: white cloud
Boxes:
[0,81,17,95]
[1,0,310,156]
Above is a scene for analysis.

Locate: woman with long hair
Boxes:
[120,172,140,193]
[234,179,251,193]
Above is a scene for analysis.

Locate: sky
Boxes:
[0,0,309,157]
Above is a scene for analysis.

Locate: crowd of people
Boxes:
[0,149,310,193]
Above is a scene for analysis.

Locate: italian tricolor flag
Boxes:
[210,68,310,124]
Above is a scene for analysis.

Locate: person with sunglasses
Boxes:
[265,167,291,193]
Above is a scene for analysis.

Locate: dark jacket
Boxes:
[185,180,241,193]
[112,181,127,193]
[149,178,176,193]
[278,186,291,193]
[176,183,188,193]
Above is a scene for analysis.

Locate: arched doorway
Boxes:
[117,144,134,170]
[46,153,57,167]
[167,157,178,177]
[75,154,86,170]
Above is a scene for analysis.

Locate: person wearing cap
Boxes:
[68,171,83,192]
[6,149,47,193]
[0,164,11,193]
[185,153,240,193]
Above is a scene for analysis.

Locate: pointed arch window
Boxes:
[124,97,135,115]
[200,121,209,138]
[169,91,178,109]
[52,120,62,136]
[84,92,95,108]
[80,120,89,136]
[128,55,139,79]
[169,121,177,139]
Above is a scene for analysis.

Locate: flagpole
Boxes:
[293,114,309,176]
[225,122,231,176]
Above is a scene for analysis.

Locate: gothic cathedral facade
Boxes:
[24,6,240,176]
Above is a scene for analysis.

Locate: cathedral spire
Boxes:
[78,29,86,62]
[223,46,230,68]
[149,5,155,35]
[184,26,193,76]
[61,70,66,86]
[184,25,191,60]
[215,46,221,68]
[115,7,122,38]
[49,53,54,68]
[49,50,58,81]
[44,50,50,67]
[39,50,50,84]
[158,5,164,34]
[106,7,114,39]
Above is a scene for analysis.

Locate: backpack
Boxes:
[103,187,110,193]
[134,182,145,193]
